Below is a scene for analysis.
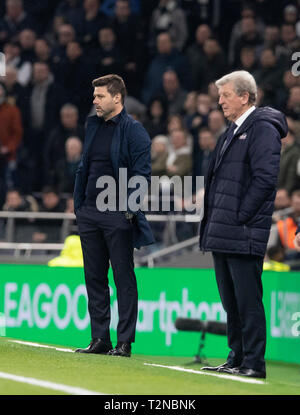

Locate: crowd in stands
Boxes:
[1,0,300,264]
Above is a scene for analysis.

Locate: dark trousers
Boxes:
[76,205,138,344]
[212,252,266,372]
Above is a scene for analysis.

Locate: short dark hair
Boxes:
[92,74,127,104]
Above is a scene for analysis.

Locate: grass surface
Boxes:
[0,337,300,395]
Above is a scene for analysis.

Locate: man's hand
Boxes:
[294,232,300,252]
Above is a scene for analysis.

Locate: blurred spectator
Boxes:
[159,69,187,116]
[149,0,188,51]
[198,37,227,90]
[3,40,32,86]
[278,23,300,63]
[44,103,84,184]
[282,4,298,26]
[166,129,192,178]
[143,97,168,139]
[151,134,169,176]
[34,37,53,68]
[21,1,59,35]
[270,190,300,266]
[254,48,285,106]
[141,31,190,105]
[207,109,226,140]
[27,61,67,191]
[0,82,23,190]
[284,85,300,120]
[207,81,219,109]
[54,0,83,30]
[0,0,35,47]
[51,23,76,72]
[3,188,38,211]
[274,188,291,212]
[0,64,27,114]
[55,40,93,122]
[32,186,66,243]
[92,26,124,77]
[2,188,38,242]
[18,28,36,62]
[124,94,147,121]
[51,136,83,194]
[112,0,145,96]
[182,91,198,132]
[180,0,226,37]
[65,195,75,214]
[277,130,300,195]
[193,126,216,180]
[238,46,258,73]
[186,23,212,90]
[77,0,108,52]
[187,93,211,135]
[166,113,189,139]
[257,25,282,60]
[255,85,268,107]
[229,17,263,68]
[276,69,300,111]
[228,3,265,67]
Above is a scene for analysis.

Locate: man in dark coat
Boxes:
[74,74,154,357]
[199,70,288,379]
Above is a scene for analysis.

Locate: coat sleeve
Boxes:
[127,121,152,214]
[73,155,85,212]
[238,121,282,224]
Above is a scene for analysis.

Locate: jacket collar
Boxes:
[233,107,258,136]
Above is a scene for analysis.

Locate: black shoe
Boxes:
[107,342,131,357]
[232,367,266,379]
[75,338,112,354]
[201,362,237,373]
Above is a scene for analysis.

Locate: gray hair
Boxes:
[215,70,257,105]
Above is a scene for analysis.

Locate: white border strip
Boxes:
[0,371,104,395]
[144,363,266,385]
[11,340,74,353]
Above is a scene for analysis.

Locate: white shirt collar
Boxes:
[234,106,256,133]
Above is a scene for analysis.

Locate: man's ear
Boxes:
[113,93,121,104]
[241,91,250,105]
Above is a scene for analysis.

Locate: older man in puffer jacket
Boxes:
[199,70,288,379]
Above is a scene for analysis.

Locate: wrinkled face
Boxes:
[93,86,118,120]
[218,82,248,122]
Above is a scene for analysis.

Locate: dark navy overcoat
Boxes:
[199,107,288,257]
